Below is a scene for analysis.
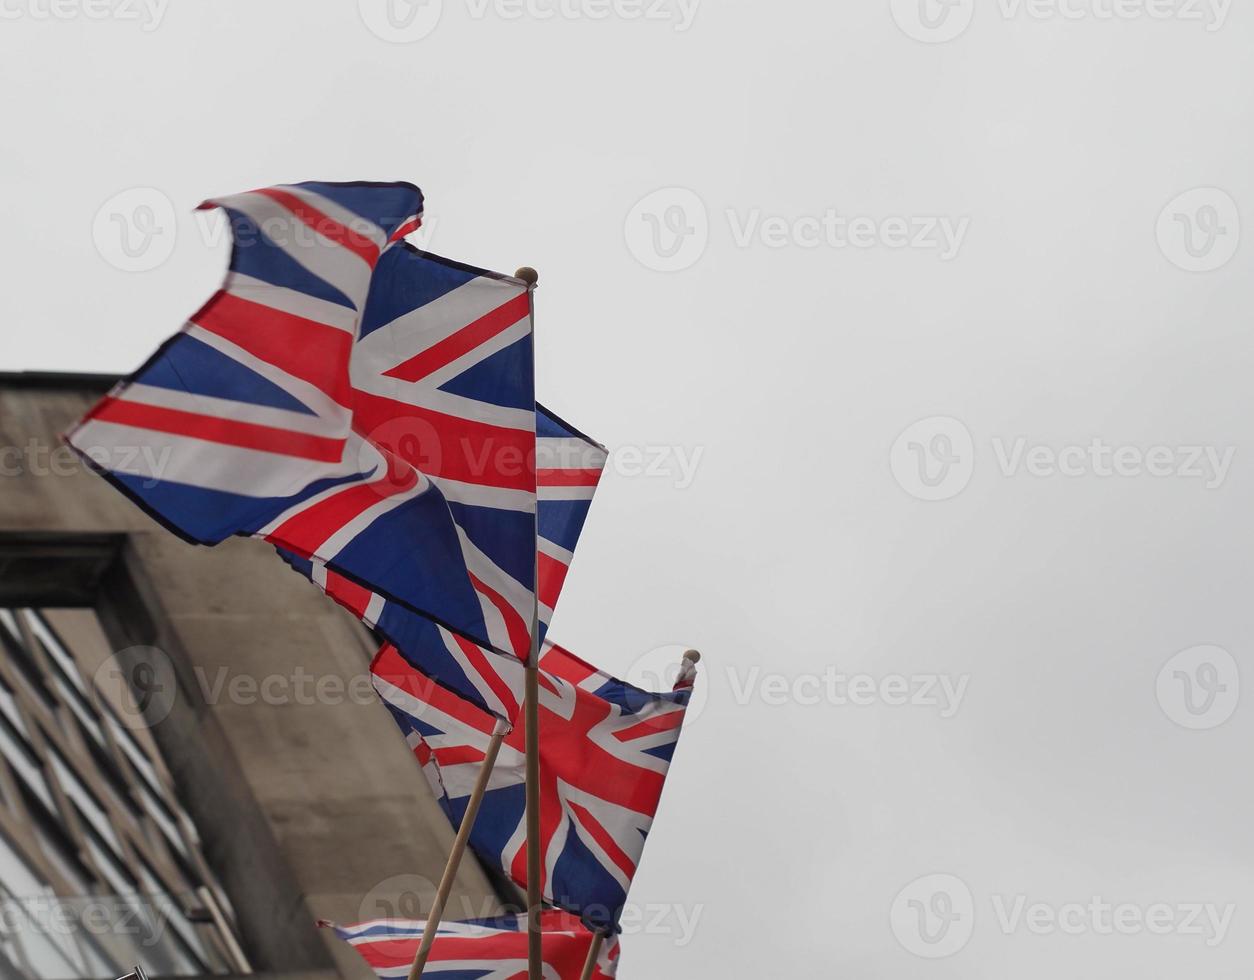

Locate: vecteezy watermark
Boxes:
[609,444,704,489]
[0,0,170,30]
[624,188,710,272]
[624,188,970,271]
[624,645,969,726]
[891,416,1237,501]
[1156,644,1240,730]
[357,0,445,42]
[0,893,196,952]
[360,416,705,493]
[357,0,698,42]
[989,894,1236,946]
[725,210,969,260]
[1156,187,1241,272]
[193,666,379,708]
[1,438,173,488]
[891,873,976,958]
[94,647,179,728]
[359,874,438,922]
[358,874,702,945]
[92,187,178,273]
[890,0,1231,43]
[996,0,1232,30]
[726,667,969,717]
[890,416,976,502]
[892,873,1237,956]
[890,0,976,43]
[96,651,392,728]
[91,187,434,273]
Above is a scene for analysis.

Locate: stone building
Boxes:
[0,372,504,980]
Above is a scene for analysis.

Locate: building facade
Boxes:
[0,374,504,980]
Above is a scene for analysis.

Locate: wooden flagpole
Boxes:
[578,931,605,980]
[516,265,544,980]
[407,265,540,979]
[406,720,508,980]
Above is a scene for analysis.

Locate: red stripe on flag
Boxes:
[566,799,637,881]
[613,706,685,743]
[389,215,422,242]
[537,468,602,487]
[451,632,522,720]
[254,187,381,265]
[91,397,344,462]
[322,569,374,620]
[267,469,417,555]
[432,745,489,767]
[372,645,500,736]
[469,573,532,661]
[537,552,569,611]
[353,390,536,492]
[383,292,531,383]
[193,291,355,405]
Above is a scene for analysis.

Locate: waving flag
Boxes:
[372,642,697,931]
[284,405,607,721]
[66,180,541,651]
[323,912,618,979]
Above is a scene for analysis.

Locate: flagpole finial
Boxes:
[683,649,701,664]
[515,267,539,286]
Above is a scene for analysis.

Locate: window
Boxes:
[0,609,248,978]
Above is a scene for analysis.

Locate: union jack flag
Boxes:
[372,642,697,931]
[323,912,618,979]
[66,180,543,653]
[284,405,607,722]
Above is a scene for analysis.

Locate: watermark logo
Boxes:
[93,647,178,728]
[359,874,437,922]
[1157,644,1239,730]
[893,0,1231,41]
[1156,187,1240,272]
[996,0,1231,30]
[626,192,970,270]
[890,0,975,43]
[1,438,172,487]
[358,0,443,41]
[726,209,969,259]
[892,418,1237,501]
[0,0,170,30]
[92,187,177,273]
[891,873,975,958]
[625,644,710,724]
[624,187,709,272]
[359,0,697,40]
[890,416,975,502]
[990,895,1235,946]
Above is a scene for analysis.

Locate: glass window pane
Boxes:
[24,615,89,700]
[50,677,105,748]
[31,824,91,898]
[0,607,243,975]
[46,753,121,855]
[101,717,162,798]
[0,682,28,739]
[0,718,55,813]
[83,835,134,899]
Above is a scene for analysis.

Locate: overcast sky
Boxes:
[5,1,1254,977]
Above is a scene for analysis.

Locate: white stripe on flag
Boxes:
[223,272,358,334]
[207,191,375,310]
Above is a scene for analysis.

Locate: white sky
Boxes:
[5,1,1254,977]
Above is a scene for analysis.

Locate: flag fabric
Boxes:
[371,642,697,932]
[65,180,542,653]
[323,911,619,979]
[283,405,607,722]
